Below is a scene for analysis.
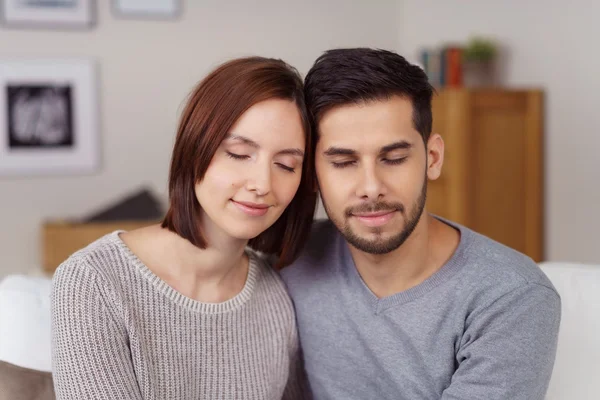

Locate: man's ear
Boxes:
[426,133,444,181]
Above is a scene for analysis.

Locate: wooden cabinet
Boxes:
[427,89,544,261]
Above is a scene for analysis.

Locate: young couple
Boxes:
[51,48,561,400]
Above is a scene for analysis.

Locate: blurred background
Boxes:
[1,2,600,398]
[0,0,598,279]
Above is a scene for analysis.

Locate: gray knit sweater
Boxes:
[51,231,306,400]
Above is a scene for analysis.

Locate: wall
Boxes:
[398,0,600,263]
[0,0,400,276]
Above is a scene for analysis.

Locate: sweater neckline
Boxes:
[342,217,474,314]
[109,231,259,314]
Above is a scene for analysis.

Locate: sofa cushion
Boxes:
[0,360,55,400]
[0,275,52,372]
[539,262,600,400]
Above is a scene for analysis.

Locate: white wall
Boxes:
[0,0,400,277]
[399,0,600,264]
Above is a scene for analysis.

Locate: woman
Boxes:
[51,56,316,399]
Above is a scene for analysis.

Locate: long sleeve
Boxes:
[282,326,311,400]
[51,261,144,400]
[442,283,561,400]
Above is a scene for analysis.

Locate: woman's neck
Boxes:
[122,224,251,303]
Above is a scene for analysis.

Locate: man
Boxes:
[281,48,561,400]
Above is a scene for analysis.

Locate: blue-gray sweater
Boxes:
[281,219,560,400]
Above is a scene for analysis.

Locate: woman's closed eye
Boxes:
[227,151,297,173]
[276,163,296,173]
[226,151,250,160]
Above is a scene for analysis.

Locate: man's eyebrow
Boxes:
[323,141,413,156]
[226,134,259,148]
[323,147,357,156]
[379,141,413,155]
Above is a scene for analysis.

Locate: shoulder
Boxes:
[246,249,298,336]
[247,249,295,307]
[450,221,560,310]
[470,229,554,289]
[52,231,131,300]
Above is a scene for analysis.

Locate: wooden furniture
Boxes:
[427,88,544,261]
[42,220,158,274]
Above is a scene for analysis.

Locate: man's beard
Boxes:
[324,178,427,255]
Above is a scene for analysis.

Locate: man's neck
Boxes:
[348,214,460,299]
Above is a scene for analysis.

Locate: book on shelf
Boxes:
[420,45,463,88]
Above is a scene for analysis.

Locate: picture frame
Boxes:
[0,0,95,29]
[112,0,181,20]
[0,58,100,176]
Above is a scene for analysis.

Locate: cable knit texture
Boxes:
[51,231,305,400]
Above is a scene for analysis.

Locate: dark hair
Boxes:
[162,56,317,268]
[304,48,434,142]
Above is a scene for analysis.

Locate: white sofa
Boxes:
[0,275,52,372]
[538,262,600,400]
[0,274,54,399]
[0,262,598,399]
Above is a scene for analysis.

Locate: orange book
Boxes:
[446,47,463,87]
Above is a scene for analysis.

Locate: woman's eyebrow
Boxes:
[226,134,259,148]
[277,148,304,157]
[227,134,303,157]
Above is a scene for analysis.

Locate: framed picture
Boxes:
[0,58,100,176]
[0,0,95,29]
[112,0,181,19]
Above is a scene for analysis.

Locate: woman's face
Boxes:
[195,98,305,242]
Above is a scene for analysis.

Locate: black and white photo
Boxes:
[0,58,99,176]
[7,84,74,149]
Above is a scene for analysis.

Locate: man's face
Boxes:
[315,96,442,254]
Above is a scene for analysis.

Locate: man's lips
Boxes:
[351,209,397,227]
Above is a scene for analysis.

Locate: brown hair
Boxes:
[162,56,316,268]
